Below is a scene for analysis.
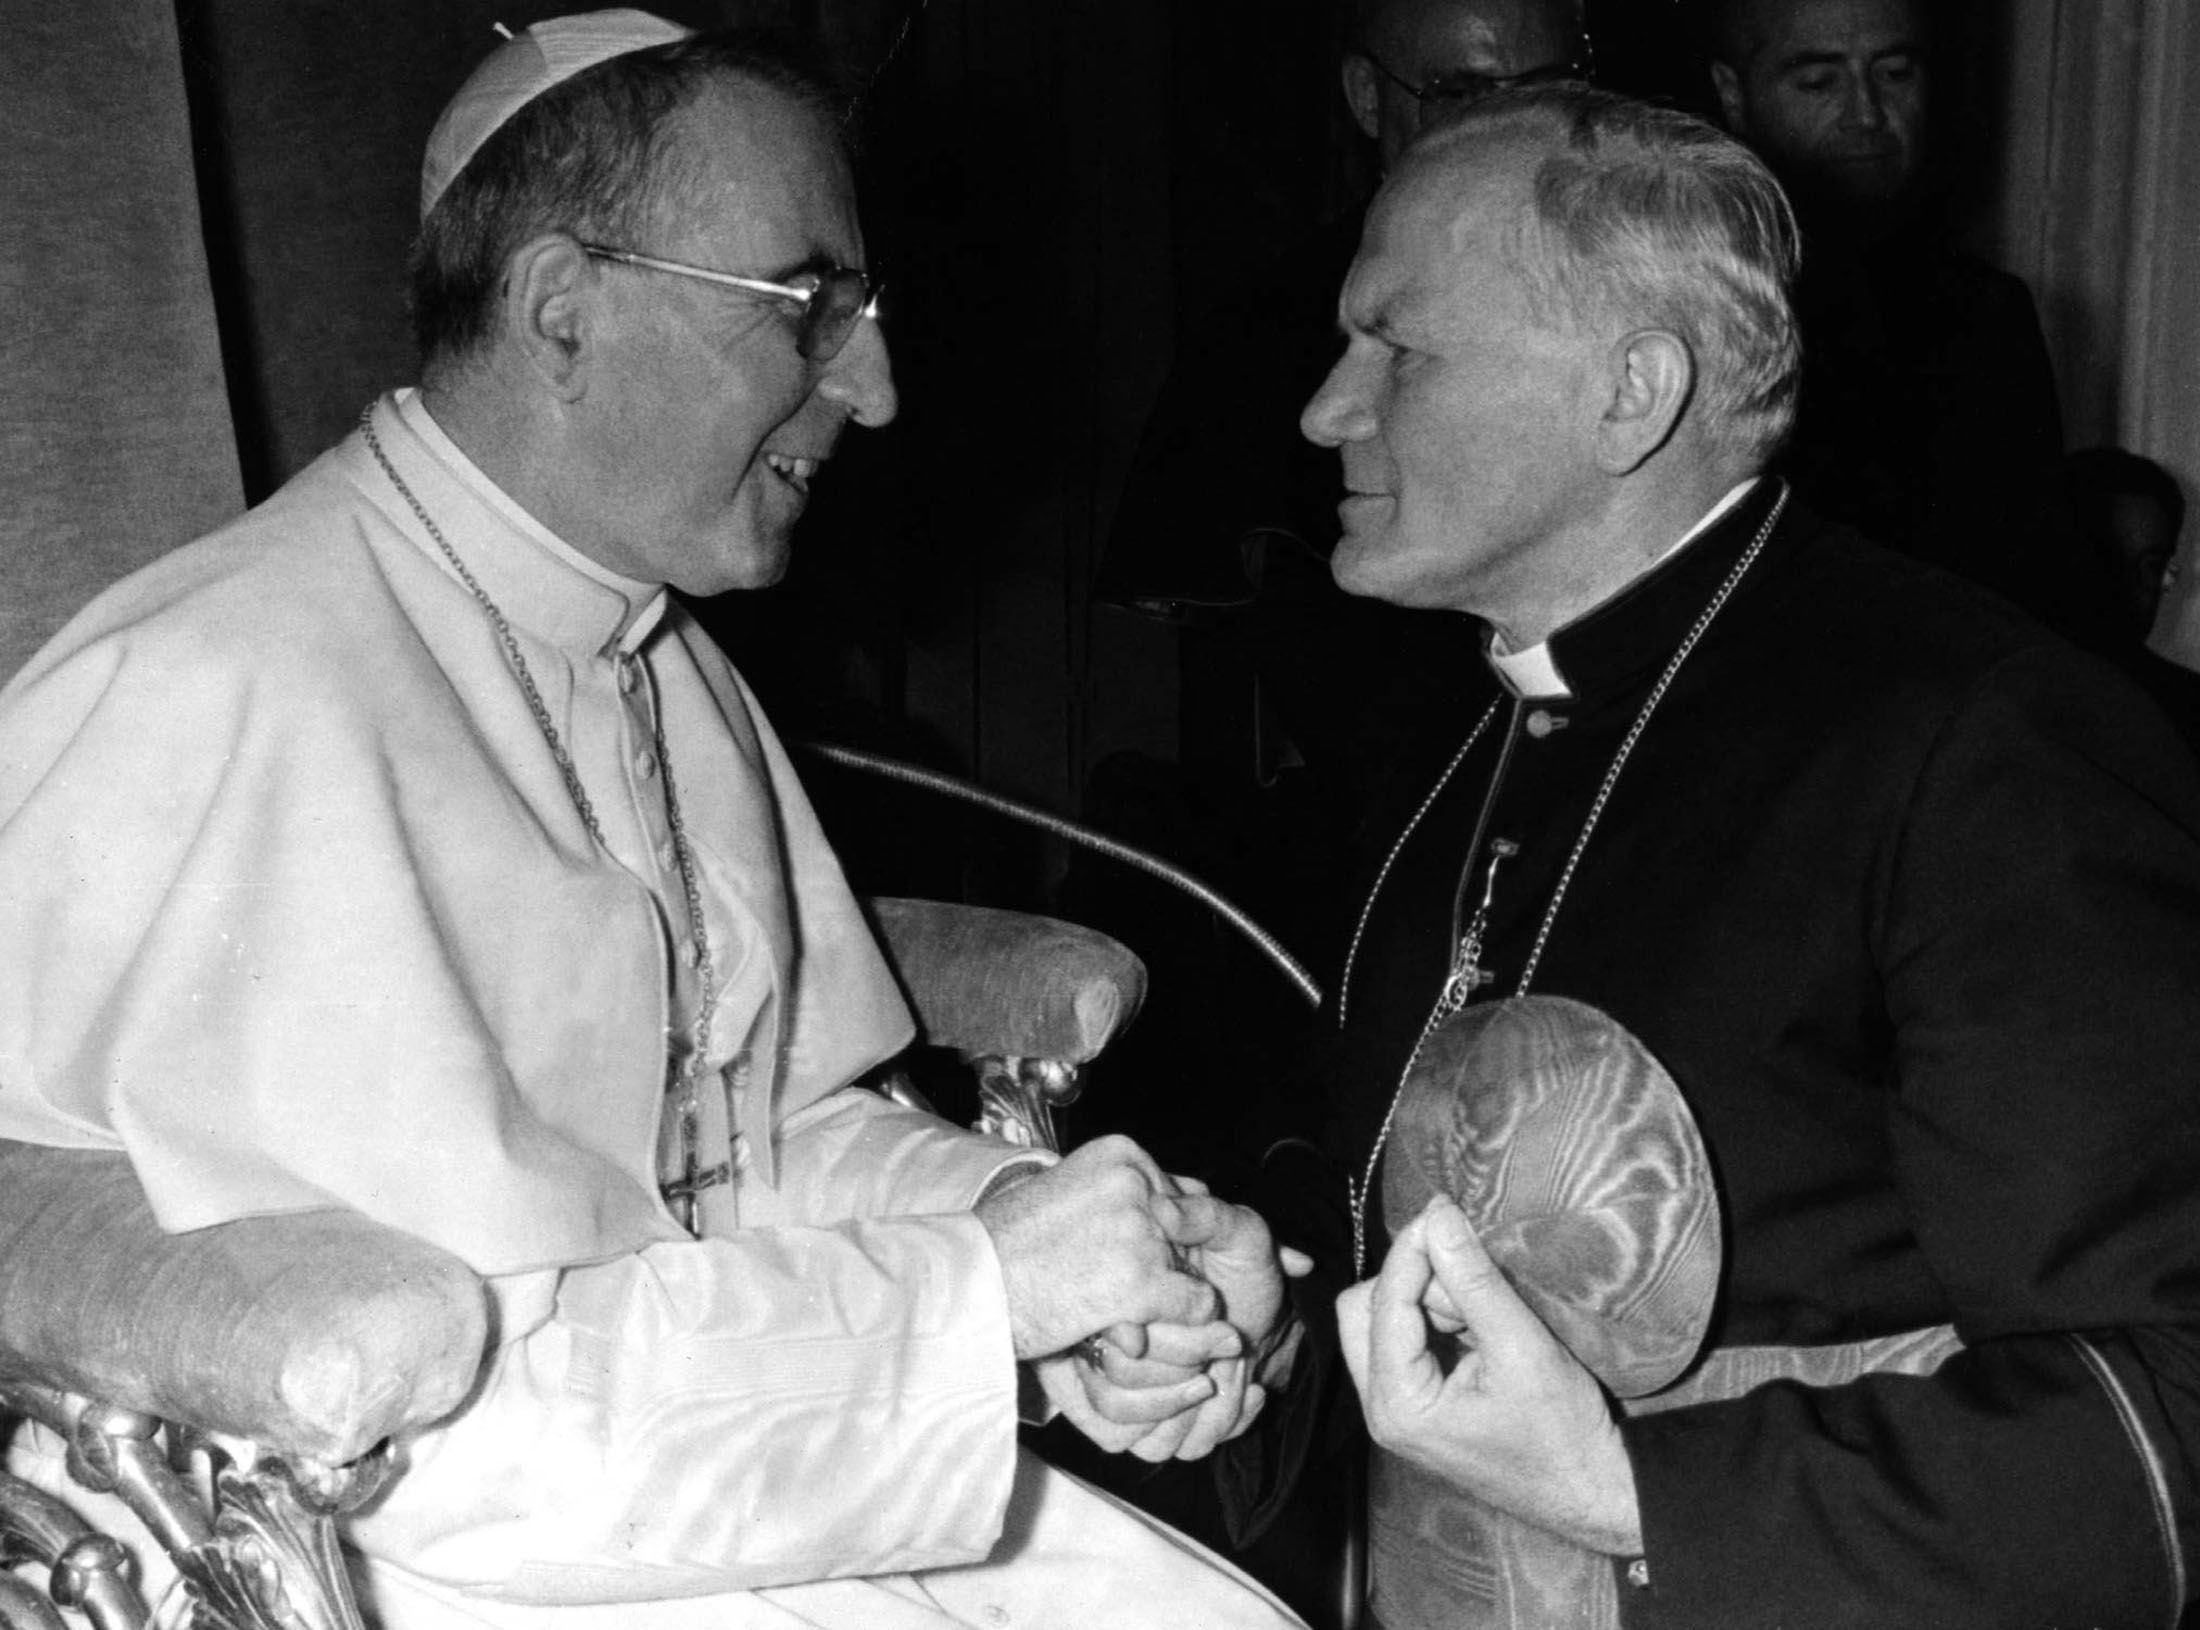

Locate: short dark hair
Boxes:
[409,28,850,368]
[1415,83,1803,464]
[1691,0,1928,69]
[2068,447,2187,535]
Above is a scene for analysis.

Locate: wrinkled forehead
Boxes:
[1343,132,1542,325]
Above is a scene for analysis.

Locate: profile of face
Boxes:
[1343,0,1586,171]
[569,80,897,595]
[1300,130,1606,626]
[1710,0,1927,213]
[2101,491,2183,638]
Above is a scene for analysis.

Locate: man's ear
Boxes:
[1709,61,1747,133]
[499,234,598,399]
[1342,55,1382,142]
[1594,329,1694,475]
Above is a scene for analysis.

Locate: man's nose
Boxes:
[1846,71,1888,130]
[1301,352,1374,447]
[818,317,898,428]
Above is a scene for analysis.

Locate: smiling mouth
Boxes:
[764,452,821,496]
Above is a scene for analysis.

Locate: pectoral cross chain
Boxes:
[1437,837,1518,1015]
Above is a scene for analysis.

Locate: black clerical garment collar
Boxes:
[1483,477,1781,702]
[1320,472,1793,1264]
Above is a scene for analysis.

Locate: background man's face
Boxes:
[1712,0,1927,212]
[1347,0,1583,170]
[1300,134,1604,622]
[2100,490,2182,638]
[576,81,897,595]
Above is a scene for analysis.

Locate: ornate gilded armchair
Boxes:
[0,896,1145,1630]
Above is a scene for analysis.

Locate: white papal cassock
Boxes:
[0,391,1300,1630]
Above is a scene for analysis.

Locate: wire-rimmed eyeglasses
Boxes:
[580,244,882,362]
[1359,36,1596,127]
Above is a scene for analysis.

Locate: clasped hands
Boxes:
[976,1134,1309,1462]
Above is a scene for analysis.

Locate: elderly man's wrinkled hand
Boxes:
[1337,1195,1643,1556]
[1166,1183,1311,1354]
[1035,1319,1262,1459]
[977,1134,1232,1361]
[1048,1198,1307,1459]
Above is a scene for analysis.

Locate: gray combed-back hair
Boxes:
[1419,83,1802,465]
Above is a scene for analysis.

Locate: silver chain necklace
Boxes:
[1347,485,1790,1274]
[360,407,723,1235]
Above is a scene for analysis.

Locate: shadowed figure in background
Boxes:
[2066,444,2200,746]
[2069,445,2189,647]
[1696,0,2129,652]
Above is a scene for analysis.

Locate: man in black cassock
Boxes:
[1295,80,2200,1629]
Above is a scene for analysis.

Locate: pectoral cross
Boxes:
[661,1150,733,1235]
[659,1067,732,1236]
[1436,837,1519,1016]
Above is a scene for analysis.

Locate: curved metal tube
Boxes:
[0,1574,67,1630]
[0,1470,149,1630]
[799,741,1324,1009]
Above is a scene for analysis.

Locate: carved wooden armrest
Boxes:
[0,1142,489,1630]
[865,896,1148,1150]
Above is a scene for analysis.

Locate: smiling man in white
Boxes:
[0,13,1302,1630]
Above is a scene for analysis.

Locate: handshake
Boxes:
[976,1134,1310,1463]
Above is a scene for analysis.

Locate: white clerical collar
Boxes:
[1486,637,1571,699]
[394,387,668,656]
[1485,478,1762,699]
